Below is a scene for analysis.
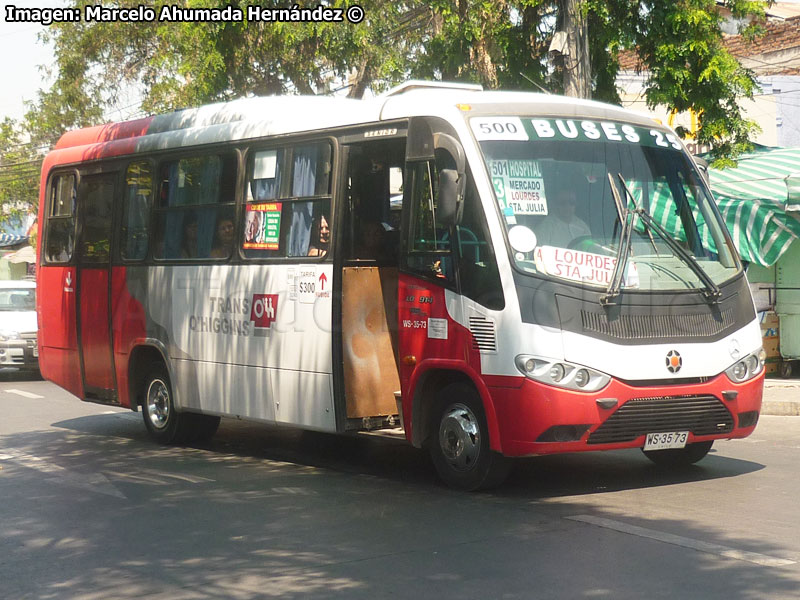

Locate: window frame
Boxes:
[240,137,336,263]
[401,158,457,287]
[150,149,240,263]
[119,158,156,263]
[42,170,79,266]
[76,171,117,266]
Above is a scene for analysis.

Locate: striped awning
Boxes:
[0,233,27,248]
[708,146,800,266]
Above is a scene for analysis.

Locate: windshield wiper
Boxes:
[616,174,660,257]
[601,173,636,306]
[613,174,722,304]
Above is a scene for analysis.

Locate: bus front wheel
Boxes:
[642,440,713,467]
[429,383,510,491]
[141,362,193,444]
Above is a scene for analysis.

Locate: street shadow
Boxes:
[0,415,796,600]
[0,367,43,382]
[48,413,766,497]
[501,447,765,499]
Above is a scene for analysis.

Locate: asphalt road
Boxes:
[2,372,800,599]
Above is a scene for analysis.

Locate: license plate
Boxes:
[644,431,688,451]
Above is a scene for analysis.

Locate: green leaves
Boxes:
[10,0,770,170]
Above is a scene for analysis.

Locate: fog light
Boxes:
[549,363,566,382]
[524,358,536,373]
[536,424,591,442]
[738,411,759,428]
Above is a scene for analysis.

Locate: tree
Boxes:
[0,119,43,221]
[607,0,768,165]
[23,0,769,166]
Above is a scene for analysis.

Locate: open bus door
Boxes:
[337,134,406,430]
[396,118,469,427]
[75,173,118,402]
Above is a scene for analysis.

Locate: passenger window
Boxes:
[45,173,77,263]
[153,153,237,260]
[121,161,152,260]
[243,142,332,259]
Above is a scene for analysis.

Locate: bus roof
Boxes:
[48,84,657,164]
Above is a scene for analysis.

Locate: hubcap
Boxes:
[438,403,481,472]
[146,378,170,430]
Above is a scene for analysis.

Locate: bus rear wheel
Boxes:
[429,383,510,491]
[141,362,193,444]
[642,440,713,467]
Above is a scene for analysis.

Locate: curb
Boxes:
[762,378,800,416]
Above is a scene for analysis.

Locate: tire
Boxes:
[429,383,510,491]
[642,440,713,467]
[780,361,793,379]
[140,361,193,444]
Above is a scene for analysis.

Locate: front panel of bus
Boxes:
[457,113,763,456]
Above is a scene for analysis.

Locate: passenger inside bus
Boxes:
[307,212,331,257]
[211,216,235,258]
[537,189,591,248]
[353,220,395,263]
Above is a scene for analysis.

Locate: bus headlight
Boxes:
[725,349,766,383]
[549,363,566,382]
[515,355,611,392]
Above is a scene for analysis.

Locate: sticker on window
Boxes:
[534,245,639,288]
[471,117,529,141]
[254,150,278,179]
[243,203,282,250]
[489,159,547,216]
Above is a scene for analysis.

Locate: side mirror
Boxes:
[438,169,463,226]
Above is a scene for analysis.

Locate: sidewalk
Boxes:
[762,376,800,416]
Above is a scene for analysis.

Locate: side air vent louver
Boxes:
[469,316,497,352]
[587,394,734,445]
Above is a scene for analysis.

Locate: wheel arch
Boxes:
[128,340,178,412]
[408,361,503,454]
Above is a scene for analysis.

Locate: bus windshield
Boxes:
[473,117,740,293]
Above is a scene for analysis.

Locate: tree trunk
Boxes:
[560,0,591,98]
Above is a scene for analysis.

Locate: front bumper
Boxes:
[0,335,39,370]
[489,372,763,457]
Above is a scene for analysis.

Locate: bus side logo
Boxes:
[251,294,278,330]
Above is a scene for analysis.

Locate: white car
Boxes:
[0,280,38,372]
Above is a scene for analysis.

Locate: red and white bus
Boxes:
[37,81,765,489]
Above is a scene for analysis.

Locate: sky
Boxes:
[3,0,800,125]
[0,0,67,123]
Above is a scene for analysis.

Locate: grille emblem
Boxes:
[666,350,682,373]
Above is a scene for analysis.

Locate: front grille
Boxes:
[587,394,734,445]
[581,309,734,340]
